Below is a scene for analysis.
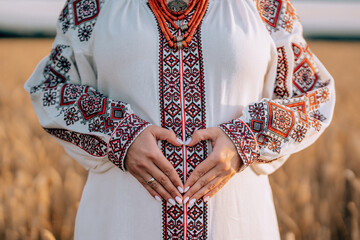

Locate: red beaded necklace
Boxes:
[148,0,209,49]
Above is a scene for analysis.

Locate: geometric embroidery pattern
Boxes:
[157,9,208,240]
[237,85,330,155]
[25,1,335,239]
[293,58,319,93]
[108,114,150,171]
[219,119,260,167]
[280,0,297,32]
[31,39,149,172]
[257,0,282,28]
[274,47,289,99]
[44,128,108,157]
[59,0,104,41]
[60,84,88,106]
[292,43,302,62]
[268,102,295,138]
[42,45,71,90]
[227,0,334,157]
[73,0,100,25]
[290,42,327,96]
[256,0,298,33]
[311,110,326,122]
[285,101,306,113]
[291,125,307,143]
[78,92,107,120]
[247,0,334,158]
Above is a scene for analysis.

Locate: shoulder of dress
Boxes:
[252,0,300,35]
[57,0,107,43]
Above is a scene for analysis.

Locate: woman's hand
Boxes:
[125,125,184,205]
[183,127,243,206]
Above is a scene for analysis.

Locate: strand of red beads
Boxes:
[148,0,209,49]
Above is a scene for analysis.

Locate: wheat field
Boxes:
[0,38,359,240]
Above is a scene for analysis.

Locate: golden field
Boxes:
[0,38,359,240]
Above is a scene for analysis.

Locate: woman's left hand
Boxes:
[183,127,243,206]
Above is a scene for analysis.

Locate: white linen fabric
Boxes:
[25,0,335,239]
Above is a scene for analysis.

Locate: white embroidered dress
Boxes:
[25,0,335,239]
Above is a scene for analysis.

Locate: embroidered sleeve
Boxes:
[24,0,150,172]
[219,0,335,171]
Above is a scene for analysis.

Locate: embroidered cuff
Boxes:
[219,119,260,171]
[108,114,151,171]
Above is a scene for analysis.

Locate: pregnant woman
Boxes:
[25,0,335,239]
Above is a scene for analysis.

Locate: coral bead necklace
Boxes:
[148,0,209,49]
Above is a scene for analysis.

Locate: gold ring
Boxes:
[147,177,155,185]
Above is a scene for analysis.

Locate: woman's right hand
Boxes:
[125,125,184,205]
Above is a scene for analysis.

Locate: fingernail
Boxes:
[185,138,192,145]
[155,196,162,202]
[189,198,196,207]
[183,196,189,205]
[177,186,184,194]
[204,196,210,202]
[184,186,190,193]
[177,138,184,145]
[175,196,182,205]
[168,199,176,206]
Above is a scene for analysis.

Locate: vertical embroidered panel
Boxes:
[158,13,208,240]
[273,47,289,99]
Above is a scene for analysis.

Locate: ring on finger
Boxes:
[147,177,156,185]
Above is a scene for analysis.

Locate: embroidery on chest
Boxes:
[154,8,209,240]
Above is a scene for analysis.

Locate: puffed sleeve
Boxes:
[219,0,335,174]
[24,0,150,172]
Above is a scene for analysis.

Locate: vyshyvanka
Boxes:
[25,0,335,239]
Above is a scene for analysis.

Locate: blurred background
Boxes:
[0,0,359,239]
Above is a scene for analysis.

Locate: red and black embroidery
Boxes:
[310,110,326,122]
[256,0,329,97]
[274,47,289,99]
[73,0,100,25]
[221,34,331,158]
[59,0,104,41]
[108,114,150,171]
[157,9,208,240]
[31,41,149,169]
[219,120,260,167]
[60,84,88,106]
[293,58,319,94]
[59,2,71,33]
[78,92,107,120]
[291,42,327,96]
[42,90,57,106]
[235,86,330,155]
[44,128,107,157]
[256,0,298,33]
[231,0,333,158]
